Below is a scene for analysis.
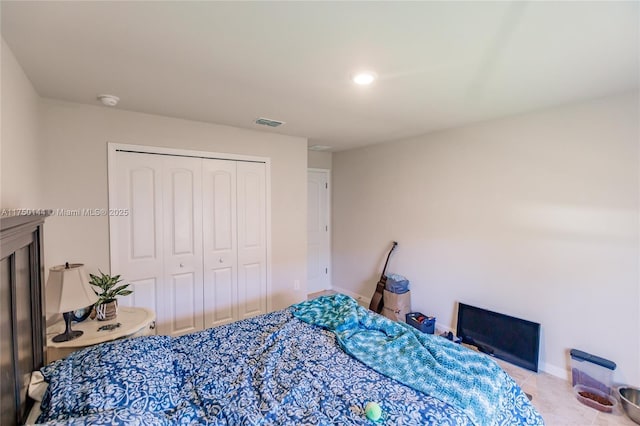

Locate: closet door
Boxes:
[111,146,269,334]
[112,152,165,322]
[202,159,237,328]
[162,156,203,336]
[237,162,267,319]
[113,152,203,336]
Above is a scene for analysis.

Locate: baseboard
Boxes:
[331,286,370,308]
[435,323,454,336]
[540,362,570,380]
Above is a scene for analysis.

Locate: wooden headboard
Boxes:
[1,214,47,426]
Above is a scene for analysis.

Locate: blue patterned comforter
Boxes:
[37,301,544,425]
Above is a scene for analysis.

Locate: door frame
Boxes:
[307,168,331,291]
[107,142,273,313]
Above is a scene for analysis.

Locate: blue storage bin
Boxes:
[406,312,435,334]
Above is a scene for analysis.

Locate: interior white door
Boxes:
[237,162,267,320]
[307,170,330,293]
[161,156,203,336]
[112,151,203,336]
[202,159,238,328]
[112,152,165,321]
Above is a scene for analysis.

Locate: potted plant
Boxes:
[89,271,133,321]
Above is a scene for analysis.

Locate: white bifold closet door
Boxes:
[202,159,237,328]
[235,162,267,321]
[202,160,267,327]
[162,156,203,336]
[112,151,266,336]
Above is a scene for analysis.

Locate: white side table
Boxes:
[46,307,156,363]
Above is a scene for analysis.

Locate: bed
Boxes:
[3,216,544,426]
[1,214,47,426]
[32,298,543,425]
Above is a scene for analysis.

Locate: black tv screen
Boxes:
[456,302,540,372]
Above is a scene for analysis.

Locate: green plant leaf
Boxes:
[111,284,130,294]
[89,270,133,303]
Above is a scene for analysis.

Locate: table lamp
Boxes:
[46,262,99,342]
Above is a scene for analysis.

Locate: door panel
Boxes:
[213,174,233,250]
[162,156,203,336]
[130,168,158,260]
[307,170,330,293]
[171,170,196,255]
[206,268,234,325]
[112,152,164,321]
[237,162,266,319]
[240,172,260,248]
[170,272,198,334]
[202,159,238,328]
[119,277,158,315]
[239,263,263,318]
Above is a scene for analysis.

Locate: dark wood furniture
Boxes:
[1,214,47,426]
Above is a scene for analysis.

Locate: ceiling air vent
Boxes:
[308,145,332,151]
[255,117,285,127]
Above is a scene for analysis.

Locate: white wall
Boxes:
[39,99,308,310]
[308,150,332,170]
[1,38,42,208]
[333,93,639,384]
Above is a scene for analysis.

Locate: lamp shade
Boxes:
[46,263,98,313]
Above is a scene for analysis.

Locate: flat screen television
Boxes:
[456,302,541,372]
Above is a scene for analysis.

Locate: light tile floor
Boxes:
[496,358,634,426]
[307,290,636,425]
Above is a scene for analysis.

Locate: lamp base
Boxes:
[52,311,84,342]
[52,329,83,343]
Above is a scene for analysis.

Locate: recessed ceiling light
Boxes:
[352,71,376,86]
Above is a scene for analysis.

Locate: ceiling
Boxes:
[2,1,638,152]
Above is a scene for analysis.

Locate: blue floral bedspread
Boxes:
[38,300,544,425]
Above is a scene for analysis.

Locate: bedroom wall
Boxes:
[1,38,42,208]
[308,150,332,170]
[332,92,640,384]
[38,99,308,311]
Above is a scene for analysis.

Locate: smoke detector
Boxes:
[97,94,120,107]
[255,117,285,128]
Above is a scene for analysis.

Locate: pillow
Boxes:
[28,371,47,402]
[38,336,178,423]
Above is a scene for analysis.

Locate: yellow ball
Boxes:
[365,401,382,421]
